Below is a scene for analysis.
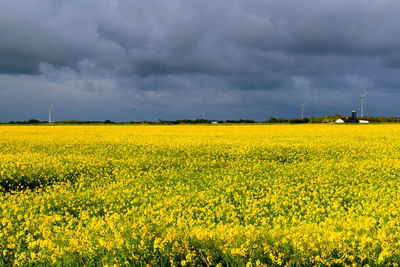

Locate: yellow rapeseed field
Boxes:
[0,124,399,266]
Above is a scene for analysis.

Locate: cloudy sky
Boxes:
[1,0,400,122]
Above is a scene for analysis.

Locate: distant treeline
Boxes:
[6,119,118,125]
[157,119,256,124]
[266,115,400,123]
[4,119,257,125]
[3,115,400,125]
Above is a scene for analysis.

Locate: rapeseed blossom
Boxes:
[0,125,399,265]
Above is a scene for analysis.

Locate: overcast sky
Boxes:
[1,0,400,122]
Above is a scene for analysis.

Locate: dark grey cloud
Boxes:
[1,0,400,121]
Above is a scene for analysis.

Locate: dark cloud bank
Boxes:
[1,0,400,121]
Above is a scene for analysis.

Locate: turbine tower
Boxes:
[48,102,53,123]
[301,103,305,119]
[360,90,367,118]
[132,106,136,122]
[202,106,207,120]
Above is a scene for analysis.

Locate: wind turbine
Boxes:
[202,106,207,120]
[48,102,54,123]
[300,102,305,119]
[132,106,136,122]
[360,90,367,118]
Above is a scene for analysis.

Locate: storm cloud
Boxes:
[1,0,400,121]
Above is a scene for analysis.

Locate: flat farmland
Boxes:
[0,125,399,266]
